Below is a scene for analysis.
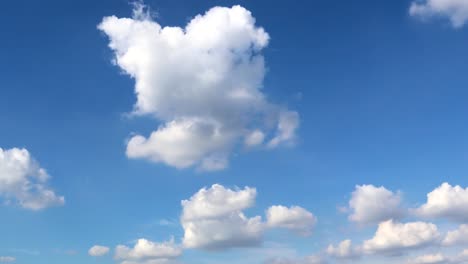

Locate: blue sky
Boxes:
[1,0,468,263]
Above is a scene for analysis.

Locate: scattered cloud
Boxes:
[115,238,182,264]
[266,205,316,236]
[88,245,110,257]
[348,184,404,225]
[98,3,299,171]
[0,147,64,210]
[410,0,468,28]
[180,184,315,250]
[264,255,326,264]
[414,183,468,222]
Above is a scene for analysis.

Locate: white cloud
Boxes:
[443,224,468,246]
[0,257,15,263]
[180,184,316,250]
[180,184,263,250]
[407,253,448,264]
[115,238,182,264]
[326,240,361,259]
[414,183,468,222]
[88,245,110,257]
[0,147,64,210]
[362,220,440,254]
[98,3,299,171]
[266,205,316,236]
[348,184,404,225]
[410,0,468,28]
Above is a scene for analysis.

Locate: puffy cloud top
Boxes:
[99,4,299,171]
[362,220,440,254]
[0,147,64,210]
[415,183,468,222]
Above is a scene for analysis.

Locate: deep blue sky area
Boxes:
[1,0,468,263]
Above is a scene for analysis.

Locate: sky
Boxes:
[1,0,468,263]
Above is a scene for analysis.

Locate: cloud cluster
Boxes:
[407,249,468,264]
[115,238,182,264]
[0,147,64,210]
[348,184,404,225]
[410,0,468,28]
[180,184,316,250]
[99,4,299,171]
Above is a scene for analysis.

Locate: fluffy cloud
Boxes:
[0,147,64,210]
[99,3,299,171]
[407,253,448,264]
[410,0,468,28]
[180,184,316,250]
[88,245,110,257]
[266,205,316,236]
[348,185,404,225]
[362,220,440,254]
[414,183,468,222]
[115,238,182,264]
[181,184,263,250]
[326,240,361,259]
[0,257,15,263]
[443,224,468,246]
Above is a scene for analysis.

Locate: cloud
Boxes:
[115,238,182,264]
[98,3,299,171]
[326,239,361,259]
[407,253,448,264]
[0,257,15,263]
[180,184,263,250]
[88,245,110,257]
[266,205,317,236]
[362,220,440,254]
[409,0,468,28]
[0,147,64,210]
[180,184,316,250]
[443,224,468,246]
[348,184,404,225]
[414,183,468,222]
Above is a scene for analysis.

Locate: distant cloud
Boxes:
[266,205,317,236]
[0,257,15,263]
[410,0,468,28]
[180,184,316,250]
[98,3,299,171]
[0,147,64,210]
[348,184,404,225]
[88,245,110,257]
[115,238,182,264]
[327,240,361,259]
[414,183,468,222]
